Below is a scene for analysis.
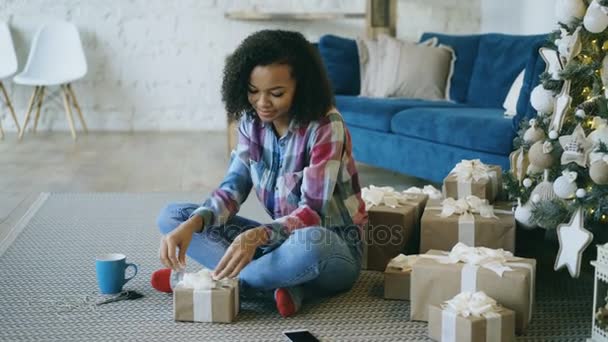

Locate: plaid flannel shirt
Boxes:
[190,110,368,248]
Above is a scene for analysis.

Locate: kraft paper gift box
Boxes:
[419,197,515,254]
[442,160,502,203]
[428,292,515,342]
[410,244,535,334]
[173,270,240,323]
[383,254,419,300]
[361,186,429,271]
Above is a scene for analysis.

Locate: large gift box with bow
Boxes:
[442,160,502,203]
[361,185,433,271]
[384,254,419,300]
[410,244,535,334]
[428,292,515,342]
[173,269,240,323]
[419,197,515,253]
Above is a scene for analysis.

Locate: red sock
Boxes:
[150,268,173,293]
[274,288,298,318]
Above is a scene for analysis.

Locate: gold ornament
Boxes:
[603,40,608,51]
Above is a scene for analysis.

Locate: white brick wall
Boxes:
[0,0,480,133]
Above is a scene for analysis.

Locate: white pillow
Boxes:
[380,35,455,100]
[503,69,525,117]
[356,35,445,98]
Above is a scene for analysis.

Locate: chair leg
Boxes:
[19,86,41,140]
[33,86,46,134]
[66,83,87,133]
[61,85,77,140]
[0,81,21,137]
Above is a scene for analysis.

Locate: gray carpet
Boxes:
[0,193,593,341]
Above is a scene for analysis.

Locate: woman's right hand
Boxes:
[159,216,203,270]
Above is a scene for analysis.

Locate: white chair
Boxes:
[14,21,88,140]
[0,21,21,139]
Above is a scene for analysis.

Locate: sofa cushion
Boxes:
[466,34,547,108]
[318,35,360,95]
[390,107,515,155]
[336,95,462,133]
[420,33,481,103]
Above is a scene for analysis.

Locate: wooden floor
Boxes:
[0,131,429,248]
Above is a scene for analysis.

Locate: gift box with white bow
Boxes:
[442,160,502,203]
[173,269,240,323]
[420,197,515,254]
[428,292,515,342]
[410,244,535,334]
[361,185,430,271]
[384,254,419,300]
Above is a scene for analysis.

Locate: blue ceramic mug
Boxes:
[95,253,138,294]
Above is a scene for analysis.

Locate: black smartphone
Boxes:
[283,329,320,342]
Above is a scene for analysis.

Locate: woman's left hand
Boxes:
[213,226,269,280]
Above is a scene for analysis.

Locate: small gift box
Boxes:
[361,185,429,271]
[420,197,515,253]
[428,292,515,342]
[442,160,502,203]
[173,269,240,323]
[410,244,535,334]
[384,254,418,300]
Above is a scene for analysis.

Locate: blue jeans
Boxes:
[157,202,362,303]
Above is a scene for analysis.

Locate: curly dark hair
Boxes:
[221,30,335,125]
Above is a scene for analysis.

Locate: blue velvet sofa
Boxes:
[317,33,548,183]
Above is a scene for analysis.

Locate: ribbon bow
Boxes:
[442,291,501,317]
[439,196,497,219]
[451,159,491,182]
[441,243,514,276]
[404,185,443,200]
[387,254,418,271]
[361,185,420,209]
[178,269,230,290]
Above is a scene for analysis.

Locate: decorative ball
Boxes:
[553,174,578,199]
[603,40,608,51]
[584,2,608,33]
[514,202,536,229]
[528,141,555,169]
[576,188,587,198]
[589,126,608,146]
[549,130,559,140]
[556,0,586,25]
[532,194,541,203]
[590,160,608,184]
[530,85,555,113]
[523,126,546,144]
[523,178,533,188]
[575,108,586,118]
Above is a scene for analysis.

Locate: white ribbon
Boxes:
[451,159,491,182]
[361,185,423,209]
[439,196,498,219]
[422,243,535,323]
[177,269,238,322]
[387,254,418,271]
[441,292,503,342]
[404,185,443,200]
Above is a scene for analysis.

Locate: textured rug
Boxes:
[0,193,593,341]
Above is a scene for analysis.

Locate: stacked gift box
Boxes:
[366,159,536,341]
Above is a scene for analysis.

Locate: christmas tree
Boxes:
[504,0,608,236]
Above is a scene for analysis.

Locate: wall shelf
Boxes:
[224,11,365,21]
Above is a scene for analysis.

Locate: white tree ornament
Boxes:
[556,26,582,64]
[556,0,587,25]
[554,208,593,278]
[559,124,592,166]
[539,47,564,80]
[584,0,608,33]
[549,80,573,134]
